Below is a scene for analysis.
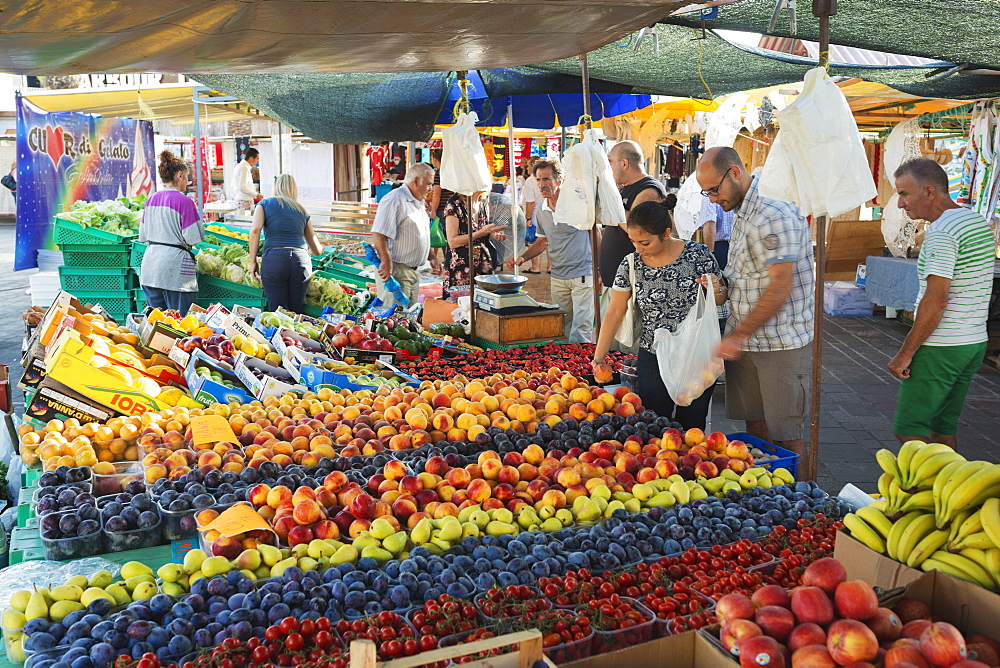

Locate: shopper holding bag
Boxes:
[591,201,726,429]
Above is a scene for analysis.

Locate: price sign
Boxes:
[205,502,273,537]
[190,415,238,447]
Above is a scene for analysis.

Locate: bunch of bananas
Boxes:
[844,441,1000,591]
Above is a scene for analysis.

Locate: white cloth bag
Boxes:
[614,255,639,347]
[758,67,876,218]
[653,278,724,407]
[440,112,492,196]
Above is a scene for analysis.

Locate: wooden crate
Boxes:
[823,219,885,281]
[349,630,553,668]
[474,309,566,345]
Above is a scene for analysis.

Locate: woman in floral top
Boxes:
[591,200,726,429]
[442,191,504,299]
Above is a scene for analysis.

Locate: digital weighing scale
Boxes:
[474,288,543,313]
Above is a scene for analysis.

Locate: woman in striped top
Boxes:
[138,151,205,315]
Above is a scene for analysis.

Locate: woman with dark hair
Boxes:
[138,150,205,314]
[591,199,725,429]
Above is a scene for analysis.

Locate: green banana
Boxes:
[856,504,893,539]
[896,513,938,565]
[843,513,886,554]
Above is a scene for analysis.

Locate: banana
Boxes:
[896,440,924,487]
[958,548,993,575]
[981,498,1000,550]
[870,499,888,514]
[877,472,895,502]
[933,460,972,506]
[875,449,903,485]
[907,450,965,492]
[856,504,894,539]
[949,509,980,545]
[900,489,936,513]
[843,513,886,554]
[906,528,950,568]
[922,557,985,586]
[985,548,1000,588]
[951,531,997,551]
[940,464,1000,525]
[927,551,996,589]
[935,461,992,527]
[887,511,925,561]
[895,513,938,565]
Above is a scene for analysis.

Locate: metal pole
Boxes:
[467,193,477,341]
[579,54,602,338]
[278,123,284,174]
[508,99,520,277]
[807,0,837,482]
[193,96,203,218]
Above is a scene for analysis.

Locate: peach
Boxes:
[654,459,679,478]
[292,499,323,525]
[247,483,271,507]
[481,458,503,480]
[498,465,520,486]
[467,479,492,504]
[383,459,408,480]
[292,486,317,506]
[554,467,581,487]
[266,485,293,509]
[539,489,566,509]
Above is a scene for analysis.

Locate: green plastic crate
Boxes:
[71,291,135,316]
[301,303,324,318]
[203,223,252,246]
[472,337,563,351]
[59,243,132,267]
[16,503,34,526]
[133,288,147,311]
[197,273,265,300]
[59,266,137,292]
[9,527,44,565]
[130,241,147,267]
[53,215,137,246]
[195,297,267,310]
[20,467,41,488]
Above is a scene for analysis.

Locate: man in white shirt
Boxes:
[233,148,259,210]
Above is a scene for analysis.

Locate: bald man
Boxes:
[695,147,814,457]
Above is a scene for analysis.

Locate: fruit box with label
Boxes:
[234,355,308,400]
[255,310,296,340]
[280,346,335,385]
[24,376,121,426]
[317,360,420,392]
[17,354,46,392]
[43,332,169,415]
[141,320,188,355]
[271,327,325,359]
[224,312,271,346]
[94,349,186,390]
[184,348,255,405]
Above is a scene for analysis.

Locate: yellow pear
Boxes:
[50,585,83,602]
[131,582,157,601]
[9,590,31,613]
[49,600,85,622]
[24,592,48,622]
[157,564,185,584]
[258,544,282,567]
[183,549,207,574]
[119,561,153,580]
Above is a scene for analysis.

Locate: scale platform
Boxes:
[474,289,543,314]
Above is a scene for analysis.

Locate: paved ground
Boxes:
[519,270,1000,495]
[2,238,997,495]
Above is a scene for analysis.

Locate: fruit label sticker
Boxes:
[225,314,269,345]
[190,415,238,447]
[204,502,273,538]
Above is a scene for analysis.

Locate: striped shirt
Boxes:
[917,207,995,346]
[138,189,204,293]
[725,176,815,352]
[371,183,431,268]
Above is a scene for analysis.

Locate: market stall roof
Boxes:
[19,84,267,125]
[0,0,714,76]
[664,0,1000,71]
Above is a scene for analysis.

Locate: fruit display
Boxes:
[305,274,362,314]
[844,441,1000,589]
[175,334,238,366]
[401,342,633,380]
[204,223,249,242]
[326,320,396,352]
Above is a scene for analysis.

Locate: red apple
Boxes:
[827,619,879,665]
[967,636,1000,657]
[865,607,902,642]
[801,557,847,595]
[788,623,828,653]
[967,643,1000,667]
[835,580,879,621]
[918,622,967,668]
[949,662,990,668]
[884,641,930,668]
[753,585,791,610]
[901,620,932,641]
[791,586,834,626]
[791,645,836,668]
[756,605,796,643]
[716,593,756,626]
[738,635,785,668]
[894,599,931,624]
[721,620,762,656]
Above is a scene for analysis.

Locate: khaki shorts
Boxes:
[725,345,811,442]
[375,262,420,306]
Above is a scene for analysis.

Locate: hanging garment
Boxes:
[666,145,685,178]
[759,67,876,218]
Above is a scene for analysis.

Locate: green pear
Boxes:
[574,499,602,523]
[623,498,642,514]
[517,511,538,529]
[722,480,742,494]
[331,544,359,565]
[2,609,26,631]
[8,637,24,664]
[555,509,574,525]
[317,557,331,571]
[461,522,480,539]
[457,506,478,524]
[470,510,491,530]
[429,537,452,552]
[437,519,463,542]
[307,540,334,560]
[105,583,131,607]
[201,556,232,578]
[485,521,516,536]
[757,475,773,490]
[254,565,271,580]
[124,574,155,591]
[368,518,395,541]
[324,539,344,552]
[539,518,564,532]
[160,583,187,597]
[538,505,556,520]
[131,582,157,601]
[290,544,310,559]
[612,492,633,502]
[120,561,153,581]
[80,587,115,608]
[739,471,758,489]
[258,544,282,567]
[270,557,297,578]
[87,570,114,590]
[157,564,185,584]
[590,485,612,500]
[352,534,381,551]
[720,469,740,482]
[645,491,676,508]
[360,546,392,563]
[182,549,208,574]
[382,532,408,555]
[24,592,48,622]
[50,600,85,622]
[50,585,83,602]
[65,576,89,590]
[594,497,609,513]
[297,557,319,572]
[604,500,626,518]
[410,518,432,544]
[630,483,653,502]
[492,509,514,525]
[9,590,31,613]
[235,549,263,571]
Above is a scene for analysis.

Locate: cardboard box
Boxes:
[833,528,923,590]
[879,569,1000,639]
[562,625,746,668]
[44,331,168,415]
[142,320,187,355]
[254,310,295,340]
[17,355,46,392]
[280,347,335,384]
[23,376,120,425]
[0,366,11,413]
[271,327,325,358]
[183,349,255,405]
[224,312,271,346]
[303,359,419,392]
[234,355,307,400]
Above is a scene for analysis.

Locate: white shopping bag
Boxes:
[440,113,492,196]
[653,278,724,406]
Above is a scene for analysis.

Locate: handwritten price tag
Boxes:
[189,415,238,447]
[205,502,273,537]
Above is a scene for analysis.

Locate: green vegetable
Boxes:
[61,196,146,235]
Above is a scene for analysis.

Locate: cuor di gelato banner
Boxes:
[14,96,156,270]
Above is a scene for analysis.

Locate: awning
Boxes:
[20,84,266,125]
[0,0,712,75]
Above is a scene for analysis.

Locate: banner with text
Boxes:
[14,96,156,270]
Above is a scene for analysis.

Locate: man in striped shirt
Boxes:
[889,158,995,450]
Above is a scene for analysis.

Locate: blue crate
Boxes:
[726,432,799,479]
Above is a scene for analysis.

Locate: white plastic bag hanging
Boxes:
[555,130,625,231]
[653,278,724,406]
[759,67,876,217]
[440,113,491,196]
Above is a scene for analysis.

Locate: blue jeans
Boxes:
[261,247,312,313]
[636,349,715,430]
[141,286,197,315]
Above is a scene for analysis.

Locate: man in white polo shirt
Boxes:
[371,163,441,306]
